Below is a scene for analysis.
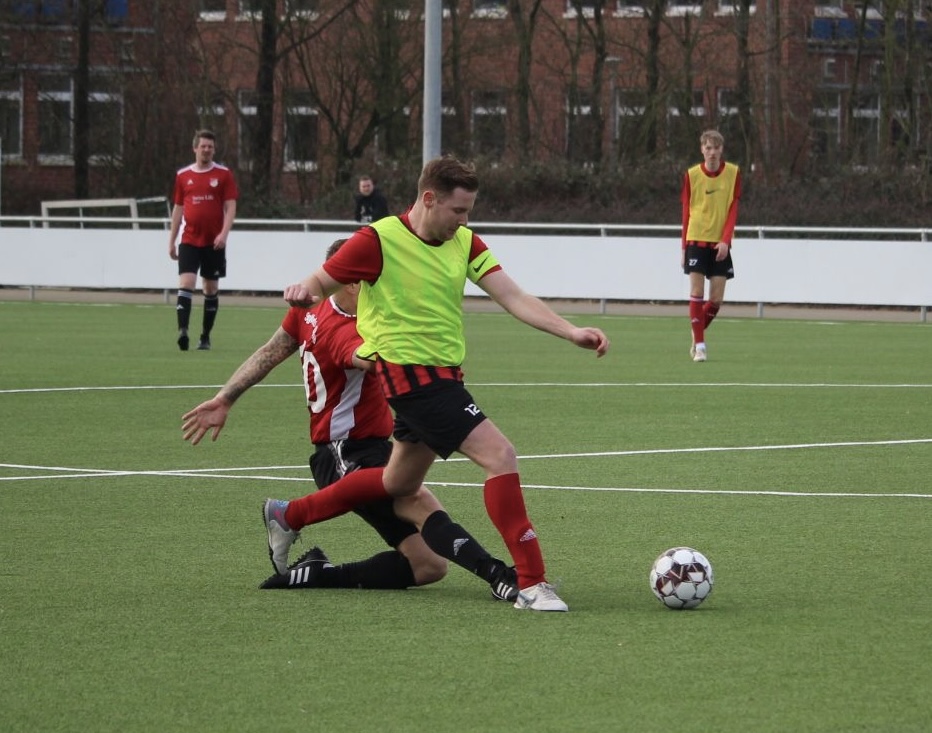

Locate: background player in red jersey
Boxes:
[168,130,239,352]
[681,129,741,362]
[181,240,518,599]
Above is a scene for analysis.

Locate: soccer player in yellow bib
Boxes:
[681,129,742,362]
[268,156,610,612]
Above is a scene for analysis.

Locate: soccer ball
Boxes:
[649,547,714,609]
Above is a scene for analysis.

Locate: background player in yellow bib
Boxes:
[681,129,741,362]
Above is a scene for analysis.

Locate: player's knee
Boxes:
[411,556,448,586]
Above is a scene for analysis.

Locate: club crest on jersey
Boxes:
[209,178,219,187]
[304,312,319,344]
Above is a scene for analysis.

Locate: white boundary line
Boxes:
[2,381,932,395]
[3,437,930,498]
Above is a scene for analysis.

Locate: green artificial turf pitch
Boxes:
[1,299,930,733]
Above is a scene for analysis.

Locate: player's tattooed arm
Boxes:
[218,328,299,405]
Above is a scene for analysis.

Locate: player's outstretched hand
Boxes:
[570,327,610,357]
[182,397,231,445]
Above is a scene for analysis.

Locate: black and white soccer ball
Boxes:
[649,547,714,609]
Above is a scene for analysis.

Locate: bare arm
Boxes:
[478,269,610,357]
[182,327,299,444]
[215,199,237,249]
[283,266,342,307]
[168,204,183,259]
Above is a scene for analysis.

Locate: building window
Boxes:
[668,0,703,17]
[196,91,226,138]
[237,90,259,170]
[0,72,23,158]
[851,92,880,166]
[616,89,645,162]
[810,91,841,164]
[472,0,507,18]
[564,1,602,18]
[286,0,319,17]
[38,74,72,159]
[284,90,318,170]
[471,90,506,159]
[716,0,756,14]
[88,75,123,160]
[199,0,227,21]
[440,90,462,157]
[814,0,846,18]
[716,88,743,153]
[237,0,262,18]
[617,0,646,17]
[566,90,599,165]
[14,0,72,23]
[667,89,705,157]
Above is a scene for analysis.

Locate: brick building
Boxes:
[0,0,928,215]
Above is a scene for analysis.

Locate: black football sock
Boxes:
[420,510,505,583]
[318,551,416,589]
[176,289,193,331]
[202,294,219,338]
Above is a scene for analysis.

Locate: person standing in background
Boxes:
[681,129,741,363]
[168,129,239,351]
[353,175,389,224]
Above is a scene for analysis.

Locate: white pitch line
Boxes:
[2,381,932,395]
[2,436,931,499]
[425,481,932,500]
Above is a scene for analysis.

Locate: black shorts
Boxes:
[309,439,417,549]
[178,243,226,280]
[683,243,735,280]
[388,380,487,460]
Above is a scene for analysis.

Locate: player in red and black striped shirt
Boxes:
[182,240,517,600]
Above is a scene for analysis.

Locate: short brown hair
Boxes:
[700,129,724,147]
[417,156,479,199]
[193,129,216,147]
[326,238,347,260]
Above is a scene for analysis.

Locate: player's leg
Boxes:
[703,276,727,330]
[198,249,224,350]
[391,487,518,600]
[262,439,430,575]
[175,245,199,351]
[688,270,708,360]
[457,420,567,611]
[683,244,709,360]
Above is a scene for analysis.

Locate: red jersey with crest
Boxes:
[172,162,239,247]
[280,296,394,445]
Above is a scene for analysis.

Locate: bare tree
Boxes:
[506,0,544,161]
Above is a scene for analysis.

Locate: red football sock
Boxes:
[703,301,720,329]
[284,467,388,530]
[483,473,546,589]
[689,297,705,344]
